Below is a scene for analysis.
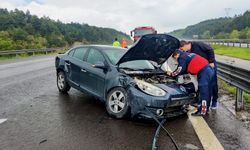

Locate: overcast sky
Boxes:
[1,0,250,34]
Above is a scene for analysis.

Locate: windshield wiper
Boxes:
[138,68,155,71]
[119,67,155,72]
[119,67,137,71]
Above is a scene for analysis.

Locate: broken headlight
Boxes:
[134,78,166,97]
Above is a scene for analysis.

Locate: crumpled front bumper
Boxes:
[127,86,196,119]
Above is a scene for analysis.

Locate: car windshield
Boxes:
[103,47,155,70]
[134,29,154,36]
[103,47,127,64]
[119,60,155,70]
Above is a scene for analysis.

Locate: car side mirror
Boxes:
[93,62,107,70]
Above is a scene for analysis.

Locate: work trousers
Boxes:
[197,65,214,113]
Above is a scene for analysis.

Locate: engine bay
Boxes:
[133,74,177,84]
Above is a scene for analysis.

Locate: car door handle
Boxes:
[81,69,87,72]
[65,61,70,65]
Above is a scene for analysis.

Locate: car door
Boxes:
[64,49,75,82]
[84,48,107,98]
[66,47,88,86]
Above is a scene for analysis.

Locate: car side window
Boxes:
[87,48,105,65]
[68,49,75,57]
[72,47,88,61]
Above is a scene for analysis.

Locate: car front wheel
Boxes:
[57,71,70,93]
[106,87,130,119]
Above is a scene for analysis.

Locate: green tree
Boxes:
[230,30,240,39]
[34,36,47,48]
[24,23,35,34]
[0,8,132,50]
[215,32,228,39]
[47,33,65,47]
[0,31,15,50]
[201,30,211,39]
[11,28,28,41]
[246,28,250,39]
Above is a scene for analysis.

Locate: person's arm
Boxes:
[200,42,215,63]
[170,58,187,77]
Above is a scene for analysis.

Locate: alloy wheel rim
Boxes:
[109,91,125,113]
[58,74,65,90]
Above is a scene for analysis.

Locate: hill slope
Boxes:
[0,8,131,50]
[169,10,250,39]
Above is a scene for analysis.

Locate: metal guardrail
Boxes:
[0,48,62,56]
[195,39,250,48]
[217,61,250,111]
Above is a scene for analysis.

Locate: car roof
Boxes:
[72,45,126,51]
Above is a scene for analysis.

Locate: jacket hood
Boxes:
[116,34,180,65]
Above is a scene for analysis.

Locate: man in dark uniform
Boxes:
[168,50,214,116]
[179,40,218,109]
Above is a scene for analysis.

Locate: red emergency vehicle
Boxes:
[130,26,157,42]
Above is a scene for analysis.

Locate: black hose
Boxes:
[152,119,166,150]
[145,107,180,150]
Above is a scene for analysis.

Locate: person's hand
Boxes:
[166,71,172,76]
[209,63,215,68]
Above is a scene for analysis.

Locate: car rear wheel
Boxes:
[106,87,130,118]
[57,71,70,93]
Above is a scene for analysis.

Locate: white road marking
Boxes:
[188,107,224,150]
[0,118,7,124]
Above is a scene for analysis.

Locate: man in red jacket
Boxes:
[169,50,214,116]
[179,40,218,109]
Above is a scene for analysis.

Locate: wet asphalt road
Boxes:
[0,55,202,150]
[0,55,250,150]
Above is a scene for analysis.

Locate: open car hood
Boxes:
[116,34,180,65]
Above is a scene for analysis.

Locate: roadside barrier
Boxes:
[196,39,250,48]
[217,61,250,111]
[0,48,64,57]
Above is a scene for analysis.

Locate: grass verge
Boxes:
[219,79,250,104]
[212,45,250,60]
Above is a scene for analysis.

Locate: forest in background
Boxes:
[0,8,131,50]
[169,10,250,39]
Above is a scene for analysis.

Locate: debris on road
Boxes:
[39,139,47,145]
[184,143,199,150]
[0,118,7,124]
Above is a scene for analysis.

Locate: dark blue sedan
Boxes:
[55,34,196,119]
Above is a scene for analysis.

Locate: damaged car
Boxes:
[55,34,196,119]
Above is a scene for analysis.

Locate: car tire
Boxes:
[106,87,130,119]
[57,71,71,93]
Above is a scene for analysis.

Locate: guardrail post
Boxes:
[232,42,235,47]
[227,41,229,46]
[247,43,249,48]
[239,42,242,47]
[236,88,244,111]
